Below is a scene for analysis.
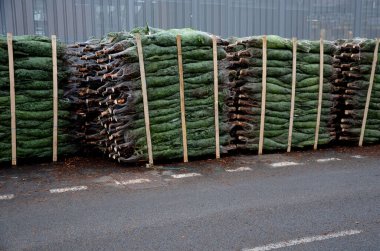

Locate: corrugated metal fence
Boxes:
[1,0,379,43]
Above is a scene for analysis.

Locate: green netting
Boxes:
[0,35,75,163]
[225,35,337,151]
[67,27,232,163]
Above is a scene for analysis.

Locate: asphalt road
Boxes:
[0,147,379,250]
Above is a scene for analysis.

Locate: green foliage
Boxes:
[0,35,74,163]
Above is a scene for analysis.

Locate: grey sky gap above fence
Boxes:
[1,0,379,43]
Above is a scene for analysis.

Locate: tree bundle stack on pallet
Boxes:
[0,35,76,163]
[335,39,380,144]
[67,28,233,163]
[223,35,339,151]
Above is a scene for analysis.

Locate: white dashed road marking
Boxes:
[270,161,301,168]
[226,167,252,172]
[242,229,362,251]
[351,155,364,159]
[316,158,341,163]
[49,186,88,194]
[118,178,151,185]
[0,194,14,200]
[171,173,202,179]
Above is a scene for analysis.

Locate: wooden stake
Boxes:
[258,35,267,155]
[314,29,325,150]
[359,38,379,146]
[135,34,153,165]
[7,33,17,166]
[287,37,297,153]
[52,35,58,162]
[212,36,220,159]
[348,31,353,39]
[176,35,188,163]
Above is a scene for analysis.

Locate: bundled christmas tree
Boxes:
[67,27,233,163]
[223,35,338,151]
[0,35,76,162]
[335,39,380,143]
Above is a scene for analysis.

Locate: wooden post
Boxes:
[287,37,297,153]
[176,35,188,163]
[7,33,17,166]
[348,31,353,39]
[359,38,379,146]
[212,36,220,159]
[135,34,153,165]
[52,35,58,162]
[258,35,267,155]
[314,29,325,150]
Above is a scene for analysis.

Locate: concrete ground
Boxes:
[0,146,379,250]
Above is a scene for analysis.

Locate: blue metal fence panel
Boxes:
[1,0,379,43]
